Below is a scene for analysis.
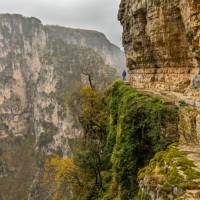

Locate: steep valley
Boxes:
[1,0,200,199]
[0,13,124,199]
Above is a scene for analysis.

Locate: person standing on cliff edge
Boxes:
[122,70,127,80]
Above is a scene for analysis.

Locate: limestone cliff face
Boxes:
[118,0,200,94]
[0,13,121,145]
[45,25,125,72]
[118,1,200,199]
[0,14,120,199]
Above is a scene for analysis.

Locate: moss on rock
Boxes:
[103,81,179,199]
[137,144,200,199]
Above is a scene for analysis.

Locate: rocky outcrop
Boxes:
[0,13,120,199]
[118,0,200,95]
[118,1,200,199]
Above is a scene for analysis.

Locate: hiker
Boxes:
[122,70,127,80]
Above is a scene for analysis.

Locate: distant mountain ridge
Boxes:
[0,13,125,70]
[45,25,125,71]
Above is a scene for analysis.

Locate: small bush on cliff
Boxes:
[38,121,58,148]
[45,156,83,200]
[179,100,188,107]
[186,31,194,44]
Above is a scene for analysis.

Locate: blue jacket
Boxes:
[122,70,126,77]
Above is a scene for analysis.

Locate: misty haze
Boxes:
[0,1,200,200]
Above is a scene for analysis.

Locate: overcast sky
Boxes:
[0,0,123,47]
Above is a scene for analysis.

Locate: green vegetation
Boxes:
[138,144,200,198]
[0,123,9,131]
[179,100,188,107]
[38,121,58,148]
[44,104,55,115]
[45,81,179,200]
[186,31,194,44]
[104,81,178,199]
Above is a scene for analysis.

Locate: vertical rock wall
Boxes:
[118,2,200,198]
[118,0,200,93]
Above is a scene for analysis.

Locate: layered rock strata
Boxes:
[118,0,200,95]
[118,1,200,199]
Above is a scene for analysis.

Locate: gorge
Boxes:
[0,13,124,200]
[0,0,200,199]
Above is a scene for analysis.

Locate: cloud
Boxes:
[0,0,123,47]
